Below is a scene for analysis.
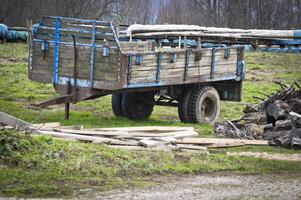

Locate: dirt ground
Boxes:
[78,173,301,200]
[226,152,301,162]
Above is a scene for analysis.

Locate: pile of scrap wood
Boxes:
[0,112,267,153]
[215,81,301,149]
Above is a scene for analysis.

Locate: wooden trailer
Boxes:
[28,16,245,123]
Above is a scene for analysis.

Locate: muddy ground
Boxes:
[78,173,301,200]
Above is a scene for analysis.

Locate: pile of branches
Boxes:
[215,81,301,149]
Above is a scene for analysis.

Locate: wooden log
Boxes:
[241,112,267,125]
[260,123,275,131]
[292,137,301,148]
[291,128,301,138]
[291,98,301,114]
[266,100,290,121]
[275,120,292,131]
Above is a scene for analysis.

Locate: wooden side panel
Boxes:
[120,41,153,53]
[30,41,54,83]
[29,41,120,86]
[128,48,238,84]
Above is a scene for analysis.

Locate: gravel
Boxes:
[78,173,301,200]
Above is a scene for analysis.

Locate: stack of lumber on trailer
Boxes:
[125,24,301,45]
[0,112,268,153]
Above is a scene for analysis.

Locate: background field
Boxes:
[0,43,301,197]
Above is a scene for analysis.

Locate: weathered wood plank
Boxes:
[176,138,268,146]
[0,112,34,131]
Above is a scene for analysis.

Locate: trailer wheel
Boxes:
[111,93,124,117]
[188,86,220,124]
[178,88,193,123]
[122,92,154,120]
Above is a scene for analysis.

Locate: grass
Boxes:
[0,43,301,197]
[1,130,301,198]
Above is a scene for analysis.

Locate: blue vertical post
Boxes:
[184,49,190,81]
[210,48,216,79]
[156,52,162,83]
[127,53,133,85]
[89,21,96,88]
[236,46,244,79]
[53,18,60,84]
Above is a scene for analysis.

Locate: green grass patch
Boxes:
[1,131,301,198]
[0,43,28,59]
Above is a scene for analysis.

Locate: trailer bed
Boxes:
[29,16,244,93]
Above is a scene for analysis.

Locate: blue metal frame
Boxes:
[156,52,162,83]
[135,54,143,65]
[89,21,96,87]
[53,18,60,84]
[236,47,244,78]
[183,49,190,81]
[210,48,216,79]
[127,53,133,85]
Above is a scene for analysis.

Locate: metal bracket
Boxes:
[184,49,190,81]
[89,21,96,88]
[135,54,143,65]
[224,48,231,59]
[210,48,216,79]
[127,54,133,85]
[156,52,162,83]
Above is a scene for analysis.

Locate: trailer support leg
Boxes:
[64,102,70,120]
[64,81,71,120]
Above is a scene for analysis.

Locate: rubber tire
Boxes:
[111,93,124,117]
[178,88,193,123]
[188,86,220,124]
[122,92,154,120]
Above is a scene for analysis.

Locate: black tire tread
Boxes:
[178,88,193,123]
[122,92,154,120]
[111,93,124,117]
[188,86,220,124]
